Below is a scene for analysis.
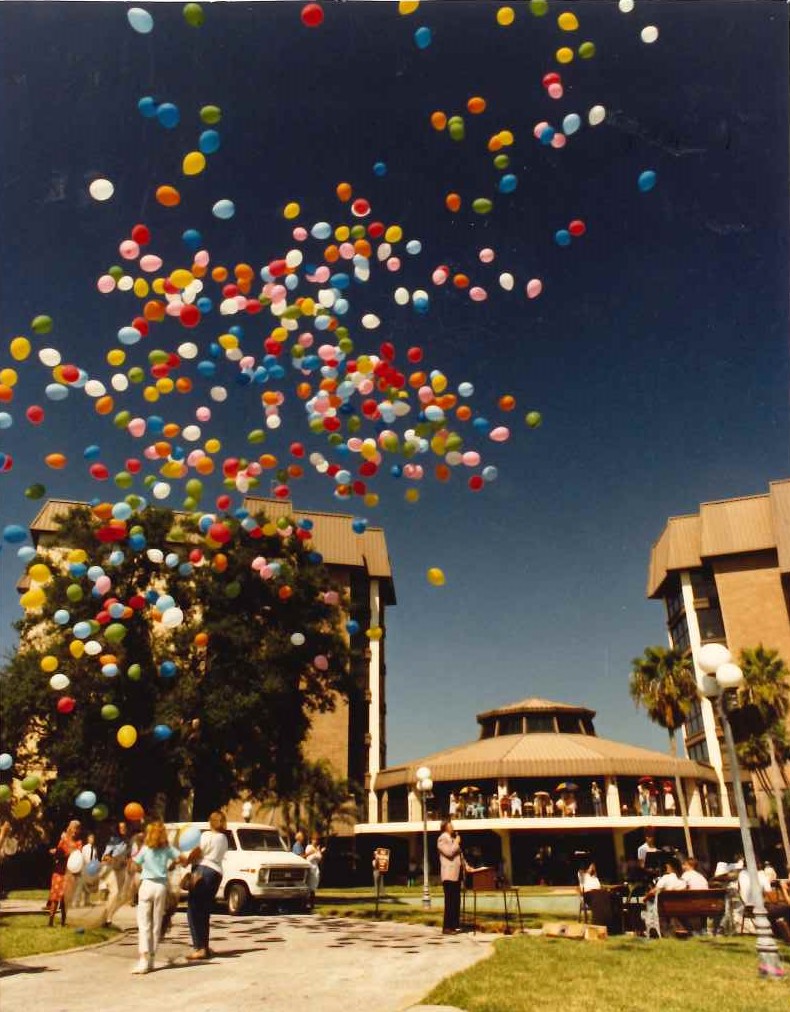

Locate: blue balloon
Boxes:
[178,825,202,852]
[345,620,360,636]
[159,661,177,678]
[83,444,101,461]
[498,174,518,194]
[0,413,12,430]
[638,169,657,193]
[127,7,154,34]
[153,724,173,742]
[351,518,368,534]
[0,753,12,771]
[373,161,387,177]
[182,229,202,249]
[414,26,432,49]
[562,113,581,136]
[118,326,142,346]
[17,546,36,563]
[2,525,27,544]
[86,859,102,877]
[75,790,97,810]
[156,102,180,129]
[212,199,235,220]
[54,609,70,625]
[199,130,220,155]
[128,533,146,551]
[73,621,92,640]
[554,229,572,247]
[138,96,158,118]
[45,383,69,401]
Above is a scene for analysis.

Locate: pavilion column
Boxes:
[408,788,420,823]
[496,829,513,884]
[605,777,621,817]
[612,830,627,878]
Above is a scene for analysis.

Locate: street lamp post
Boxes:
[416,765,433,910]
[697,644,785,979]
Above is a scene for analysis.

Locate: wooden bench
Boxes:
[654,889,728,936]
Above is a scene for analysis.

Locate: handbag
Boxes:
[180,870,199,892]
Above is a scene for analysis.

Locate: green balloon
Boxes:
[148,349,168,365]
[529,0,548,15]
[89,620,101,634]
[92,803,109,821]
[200,105,222,125]
[449,121,465,142]
[0,785,11,802]
[31,314,53,335]
[225,581,241,599]
[247,429,265,444]
[101,704,120,721]
[114,471,133,489]
[183,2,205,27]
[66,584,84,602]
[127,663,142,681]
[578,41,596,59]
[472,197,493,215]
[25,483,46,500]
[113,410,132,429]
[108,265,124,281]
[185,478,204,498]
[105,623,127,645]
[494,154,510,169]
[526,411,543,429]
[21,774,40,792]
[182,497,198,512]
[127,367,145,384]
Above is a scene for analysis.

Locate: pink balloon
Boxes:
[186,450,204,466]
[533,120,550,139]
[548,83,563,99]
[469,287,488,302]
[95,575,112,595]
[298,332,314,348]
[119,240,140,260]
[193,250,210,268]
[323,591,339,606]
[314,655,329,671]
[479,248,495,263]
[432,267,450,285]
[386,257,401,272]
[139,254,163,273]
[551,134,567,149]
[314,266,331,283]
[196,406,211,422]
[127,418,146,437]
[339,242,355,260]
[418,386,434,404]
[293,227,308,241]
[526,278,543,299]
[490,426,511,443]
[357,379,374,396]
[165,301,182,317]
[97,275,116,293]
[143,445,159,461]
[462,451,481,467]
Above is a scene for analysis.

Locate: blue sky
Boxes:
[0,1,787,766]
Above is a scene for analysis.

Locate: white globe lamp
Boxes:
[698,643,732,674]
[715,662,744,690]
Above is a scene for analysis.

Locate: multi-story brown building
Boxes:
[24,496,395,833]
[647,479,790,817]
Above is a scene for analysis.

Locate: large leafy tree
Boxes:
[735,645,790,868]
[630,645,698,855]
[0,504,351,830]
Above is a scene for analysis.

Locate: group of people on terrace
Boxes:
[446,780,678,819]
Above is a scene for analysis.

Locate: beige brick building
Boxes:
[647,479,790,817]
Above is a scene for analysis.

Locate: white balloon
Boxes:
[49,673,70,691]
[641,25,659,44]
[67,851,85,874]
[588,105,606,126]
[147,549,164,564]
[84,380,106,398]
[182,425,201,442]
[84,640,102,656]
[111,374,129,392]
[618,0,634,11]
[178,342,199,360]
[498,273,515,291]
[161,607,184,629]
[394,287,410,306]
[152,482,171,500]
[89,178,114,202]
[210,386,228,402]
[38,348,62,367]
[361,314,380,330]
[117,275,134,291]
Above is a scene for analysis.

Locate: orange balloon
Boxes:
[95,396,114,415]
[467,96,487,114]
[487,134,503,152]
[194,631,209,647]
[144,300,166,322]
[430,110,447,131]
[324,245,339,263]
[354,239,372,257]
[445,192,461,212]
[211,266,228,282]
[124,801,145,822]
[453,274,470,289]
[163,423,181,438]
[435,464,451,482]
[296,383,312,400]
[234,263,254,282]
[195,456,214,475]
[45,452,67,469]
[0,385,13,403]
[93,502,113,520]
[213,553,228,573]
[278,586,293,601]
[498,394,516,411]
[259,454,277,469]
[336,181,352,202]
[456,405,473,422]
[155,185,181,207]
[176,377,193,393]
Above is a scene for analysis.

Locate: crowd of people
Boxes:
[445,783,678,819]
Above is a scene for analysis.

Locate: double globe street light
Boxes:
[416,765,433,910]
[697,643,785,979]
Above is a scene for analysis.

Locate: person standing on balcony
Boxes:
[591,782,604,816]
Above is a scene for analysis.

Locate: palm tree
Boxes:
[630,646,698,856]
[737,646,790,869]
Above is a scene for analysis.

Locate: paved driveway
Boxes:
[0,911,493,1011]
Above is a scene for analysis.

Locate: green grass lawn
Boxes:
[6,890,49,902]
[0,913,118,961]
[423,934,790,1012]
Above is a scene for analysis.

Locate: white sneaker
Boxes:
[131,958,150,974]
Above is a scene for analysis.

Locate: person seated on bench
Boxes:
[681,857,709,891]
[580,862,601,894]
[738,861,790,943]
[644,858,686,937]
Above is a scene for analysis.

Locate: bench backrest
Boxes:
[657,889,727,917]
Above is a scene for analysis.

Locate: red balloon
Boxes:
[222,459,240,478]
[290,442,305,458]
[129,595,147,610]
[380,342,395,362]
[26,405,45,425]
[468,475,484,492]
[407,347,423,363]
[268,260,287,277]
[57,697,76,714]
[542,72,561,87]
[180,304,201,328]
[131,224,151,246]
[208,522,232,544]
[568,219,586,237]
[367,221,385,239]
[273,484,290,499]
[126,458,142,474]
[216,494,232,511]
[351,198,371,218]
[61,364,80,383]
[188,549,203,564]
[301,2,324,27]
[89,463,109,481]
[132,317,149,337]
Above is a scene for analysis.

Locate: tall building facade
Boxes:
[647,479,790,816]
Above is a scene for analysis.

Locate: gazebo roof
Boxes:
[477,696,596,723]
[374,732,716,790]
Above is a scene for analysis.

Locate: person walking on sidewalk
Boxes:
[101,821,129,926]
[130,820,182,974]
[47,820,82,927]
[437,820,464,934]
[186,811,229,960]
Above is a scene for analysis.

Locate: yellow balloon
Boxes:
[133,278,150,298]
[363,493,379,508]
[170,268,194,289]
[117,725,138,749]
[12,799,32,819]
[29,563,52,585]
[0,367,18,387]
[556,46,574,64]
[427,567,446,587]
[496,6,515,26]
[143,386,160,403]
[152,278,166,295]
[398,0,419,13]
[431,372,448,394]
[366,626,383,641]
[405,488,420,503]
[41,655,58,673]
[107,348,126,366]
[283,201,301,220]
[20,587,46,609]
[10,336,31,361]
[155,377,175,394]
[558,11,579,30]
[204,438,221,454]
[182,151,207,176]
[67,549,87,564]
[70,640,85,659]
[384,225,403,244]
[218,333,239,350]
[361,440,378,461]
[334,225,350,242]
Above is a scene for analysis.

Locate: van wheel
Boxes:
[226,882,250,916]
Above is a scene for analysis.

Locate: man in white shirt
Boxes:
[643,859,685,936]
[681,857,709,891]
[637,829,658,868]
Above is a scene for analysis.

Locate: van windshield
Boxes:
[236,829,287,852]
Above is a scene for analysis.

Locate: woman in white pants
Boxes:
[130,821,183,974]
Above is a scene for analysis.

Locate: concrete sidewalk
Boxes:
[0,904,491,1011]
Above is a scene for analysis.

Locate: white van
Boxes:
[166,821,311,915]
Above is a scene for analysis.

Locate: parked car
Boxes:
[166,821,311,915]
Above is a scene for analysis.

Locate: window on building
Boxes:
[685,701,705,738]
[480,721,495,740]
[697,607,725,643]
[687,740,710,764]
[498,714,523,736]
[665,581,684,622]
[581,716,596,736]
[557,714,583,734]
[690,568,717,604]
[669,615,690,652]
[526,714,555,733]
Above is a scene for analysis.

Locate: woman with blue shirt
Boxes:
[131,821,183,974]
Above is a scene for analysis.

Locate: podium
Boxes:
[462,866,524,934]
